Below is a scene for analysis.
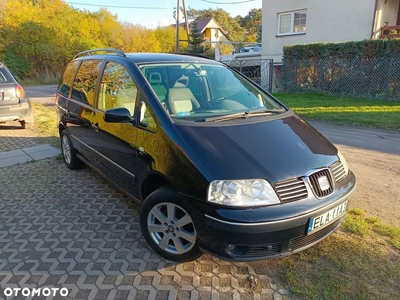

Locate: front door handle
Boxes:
[91,122,99,131]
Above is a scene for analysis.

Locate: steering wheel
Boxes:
[206,97,225,108]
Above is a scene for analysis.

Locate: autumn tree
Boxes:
[256,24,262,43]
[239,8,262,42]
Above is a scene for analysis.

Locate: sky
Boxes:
[66,0,262,28]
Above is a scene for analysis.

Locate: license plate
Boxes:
[308,201,348,234]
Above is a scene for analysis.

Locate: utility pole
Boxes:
[182,0,190,51]
[175,0,180,52]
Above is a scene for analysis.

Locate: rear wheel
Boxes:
[19,120,33,129]
[139,186,201,262]
[61,130,84,169]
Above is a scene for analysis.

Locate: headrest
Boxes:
[173,75,189,88]
[149,72,162,84]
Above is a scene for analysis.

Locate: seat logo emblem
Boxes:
[318,176,330,191]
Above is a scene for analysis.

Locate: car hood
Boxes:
[174,114,339,183]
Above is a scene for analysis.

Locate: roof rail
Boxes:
[0,62,5,67]
[74,48,126,59]
[174,52,214,61]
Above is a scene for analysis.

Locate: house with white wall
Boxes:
[261,0,400,63]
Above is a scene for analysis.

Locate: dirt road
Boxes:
[338,145,400,226]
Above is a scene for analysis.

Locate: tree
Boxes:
[240,8,262,42]
[256,24,262,43]
[188,20,204,54]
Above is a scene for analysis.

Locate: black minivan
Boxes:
[56,49,356,262]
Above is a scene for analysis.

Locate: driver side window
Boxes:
[98,62,137,115]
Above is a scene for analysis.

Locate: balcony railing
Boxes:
[380,25,400,39]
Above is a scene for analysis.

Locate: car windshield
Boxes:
[139,62,285,122]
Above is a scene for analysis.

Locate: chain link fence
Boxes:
[278,57,400,101]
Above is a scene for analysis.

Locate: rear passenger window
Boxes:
[0,71,7,82]
[98,61,138,116]
[58,61,80,97]
[72,59,102,106]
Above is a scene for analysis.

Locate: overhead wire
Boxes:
[201,0,255,4]
[65,2,166,9]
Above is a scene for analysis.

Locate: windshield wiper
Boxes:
[204,109,286,122]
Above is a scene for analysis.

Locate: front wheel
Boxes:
[139,186,201,262]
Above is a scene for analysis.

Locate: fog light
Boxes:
[226,244,236,252]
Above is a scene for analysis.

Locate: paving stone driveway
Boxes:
[0,133,291,300]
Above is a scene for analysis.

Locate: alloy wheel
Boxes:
[147,202,196,255]
[62,135,72,164]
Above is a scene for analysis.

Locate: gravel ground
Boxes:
[338,144,400,227]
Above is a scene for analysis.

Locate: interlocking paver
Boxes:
[0,158,292,299]
[0,122,39,152]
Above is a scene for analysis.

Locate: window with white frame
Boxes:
[278,10,307,35]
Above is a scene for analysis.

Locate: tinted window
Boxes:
[72,59,102,106]
[58,61,80,97]
[139,93,157,132]
[98,61,137,115]
[0,69,13,83]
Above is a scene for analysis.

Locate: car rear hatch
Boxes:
[0,69,22,106]
[0,83,22,106]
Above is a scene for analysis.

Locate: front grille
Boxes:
[288,219,342,251]
[230,243,282,258]
[308,169,334,198]
[330,161,346,183]
[274,178,308,203]
[246,243,282,257]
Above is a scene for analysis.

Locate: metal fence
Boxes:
[223,58,274,93]
[278,57,400,101]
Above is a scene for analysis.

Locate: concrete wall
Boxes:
[262,0,376,62]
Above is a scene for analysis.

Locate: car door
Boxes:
[64,59,103,165]
[90,60,139,197]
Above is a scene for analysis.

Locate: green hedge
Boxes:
[283,39,400,60]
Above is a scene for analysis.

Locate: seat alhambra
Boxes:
[56,49,356,262]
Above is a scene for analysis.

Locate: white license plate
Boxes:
[307,201,348,234]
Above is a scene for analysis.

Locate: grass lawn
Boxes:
[273,210,400,300]
[31,102,60,148]
[273,93,400,131]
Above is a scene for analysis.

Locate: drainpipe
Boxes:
[371,0,379,38]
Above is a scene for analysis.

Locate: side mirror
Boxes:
[104,107,132,123]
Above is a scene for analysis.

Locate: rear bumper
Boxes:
[0,102,33,123]
[190,171,356,261]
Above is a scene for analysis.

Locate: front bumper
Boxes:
[189,171,356,261]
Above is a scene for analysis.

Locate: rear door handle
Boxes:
[91,122,99,131]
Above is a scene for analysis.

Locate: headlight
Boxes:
[208,179,280,207]
[337,150,349,176]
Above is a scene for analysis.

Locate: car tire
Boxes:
[139,186,202,262]
[60,130,84,169]
[19,120,33,129]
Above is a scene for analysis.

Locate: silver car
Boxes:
[0,62,34,129]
